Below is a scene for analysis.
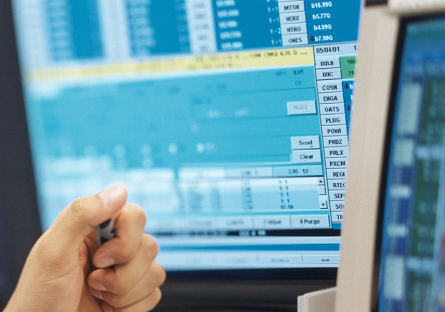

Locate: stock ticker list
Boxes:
[40,0,361,60]
[214,0,361,51]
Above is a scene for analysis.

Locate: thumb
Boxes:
[49,185,127,249]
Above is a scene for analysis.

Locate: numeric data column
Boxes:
[126,0,190,56]
[213,0,282,51]
[45,0,104,61]
[186,0,217,54]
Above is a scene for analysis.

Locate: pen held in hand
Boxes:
[96,219,116,247]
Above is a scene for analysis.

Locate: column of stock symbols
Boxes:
[315,57,348,225]
[278,0,309,47]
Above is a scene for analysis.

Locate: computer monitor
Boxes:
[335,4,445,312]
[5,0,363,309]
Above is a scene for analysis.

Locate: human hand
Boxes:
[3,185,165,312]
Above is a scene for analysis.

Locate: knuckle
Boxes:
[149,262,166,286]
[156,265,167,286]
[135,206,146,224]
[125,204,146,230]
[147,288,162,311]
[68,197,87,222]
[143,234,159,256]
[125,203,145,218]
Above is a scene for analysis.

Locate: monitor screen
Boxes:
[11,0,361,273]
[378,15,445,311]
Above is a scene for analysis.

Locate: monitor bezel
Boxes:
[334,6,401,312]
[370,14,408,312]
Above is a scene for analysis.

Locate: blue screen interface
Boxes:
[379,16,445,311]
[12,0,361,271]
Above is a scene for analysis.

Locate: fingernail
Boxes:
[99,185,126,210]
[89,280,107,291]
[88,286,103,300]
[101,302,113,312]
[96,257,114,268]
